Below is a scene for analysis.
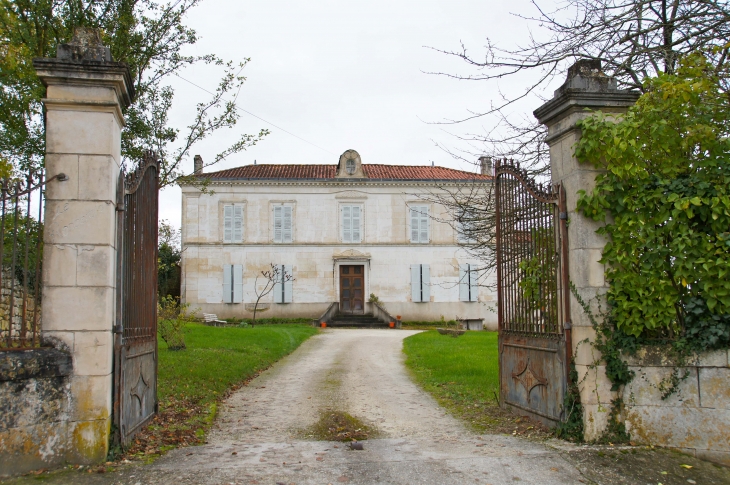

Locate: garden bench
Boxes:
[202,313,227,326]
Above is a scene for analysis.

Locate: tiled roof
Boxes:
[202,164,491,181]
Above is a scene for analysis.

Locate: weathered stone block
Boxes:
[623,366,699,407]
[72,331,113,376]
[575,363,616,406]
[66,417,110,464]
[44,154,79,200]
[0,377,70,429]
[68,375,112,421]
[44,200,116,246]
[572,326,600,366]
[42,243,78,287]
[568,248,606,289]
[42,286,114,332]
[0,421,69,476]
[76,245,115,287]
[45,109,120,156]
[582,403,610,441]
[77,155,119,201]
[697,349,728,368]
[0,348,72,382]
[624,406,730,452]
[699,367,730,410]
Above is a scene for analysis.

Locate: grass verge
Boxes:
[403,330,550,438]
[118,323,318,461]
[299,411,379,442]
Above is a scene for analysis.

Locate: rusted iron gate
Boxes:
[0,170,54,349]
[113,152,160,446]
[495,159,572,426]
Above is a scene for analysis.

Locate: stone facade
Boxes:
[181,153,497,326]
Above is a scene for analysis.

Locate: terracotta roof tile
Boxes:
[203,164,490,181]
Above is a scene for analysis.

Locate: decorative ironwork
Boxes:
[113,151,160,446]
[496,159,570,425]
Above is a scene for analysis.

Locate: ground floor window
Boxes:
[223,264,243,303]
[410,264,431,302]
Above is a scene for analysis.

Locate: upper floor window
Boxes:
[456,209,477,244]
[410,205,429,244]
[273,205,293,243]
[223,204,243,243]
[341,205,362,243]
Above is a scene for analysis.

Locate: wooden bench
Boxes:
[202,313,227,326]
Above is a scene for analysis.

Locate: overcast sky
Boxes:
[159,0,559,225]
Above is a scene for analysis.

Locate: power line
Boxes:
[174,73,337,156]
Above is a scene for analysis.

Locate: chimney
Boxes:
[193,154,203,174]
[479,155,492,176]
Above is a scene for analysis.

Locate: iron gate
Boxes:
[113,152,160,446]
[495,159,572,426]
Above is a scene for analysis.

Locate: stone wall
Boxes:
[0,348,72,476]
[0,276,41,342]
[619,348,730,466]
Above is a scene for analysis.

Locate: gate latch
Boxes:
[113,324,123,334]
[559,212,568,220]
[564,321,572,330]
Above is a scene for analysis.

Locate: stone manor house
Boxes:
[180,149,496,324]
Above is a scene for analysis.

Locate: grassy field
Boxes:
[403,330,549,436]
[121,323,318,459]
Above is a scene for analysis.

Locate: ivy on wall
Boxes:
[574,53,730,347]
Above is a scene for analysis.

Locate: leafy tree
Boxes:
[0,0,268,184]
[575,53,730,343]
[158,219,180,298]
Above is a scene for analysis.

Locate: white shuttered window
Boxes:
[223,264,243,303]
[410,206,429,243]
[341,205,362,243]
[223,205,244,243]
[459,263,479,302]
[273,206,293,243]
[273,264,293,303]
[410,264,431,303]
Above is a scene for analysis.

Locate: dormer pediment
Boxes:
[335,149,367,179]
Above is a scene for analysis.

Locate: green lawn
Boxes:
[123,323,318,458]
[403,330,536,434]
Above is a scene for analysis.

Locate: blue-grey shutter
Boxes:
[283,206,292,243]
[223,205,233,242]
[459,264,469,302]
[223,264,233,303]
[469,265,479,302]
[283,264,293,303]
[410,208,419,243]
[273,267,283,303]
[342,206,352,242]
[411,264,421,302]
[420,207,429,243]
[233,205,243,242]
[352,206,361,243]
[273,206,283,243]
[233,264,243,303]
[421,264,430,302]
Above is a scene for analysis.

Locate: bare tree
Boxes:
[250,264,293,326]
[429,0,730,171]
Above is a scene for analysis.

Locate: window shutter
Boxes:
[410,208,419,243]
[342,206,351,242]
[223,264,233,303]
[459,264,469,302]
[273,268,283,303]
[273,206,282,242]
[283,206,292,243]
[469,266,479,302]
[233,264,243,303]
[411,264,421,302]
[420,207,429,243]
[223,205,233,242]
[421,264,430,302]
[283,265,293,303]
[233,206,243,242]
[352,206,361,242]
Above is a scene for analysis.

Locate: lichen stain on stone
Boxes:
[70,419,109,463]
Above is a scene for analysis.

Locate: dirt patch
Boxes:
[563,446,730,485]
[299,410,380,442]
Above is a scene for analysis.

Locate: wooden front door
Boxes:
[339,265,364,314]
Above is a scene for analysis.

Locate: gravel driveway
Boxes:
[8,329,590,484]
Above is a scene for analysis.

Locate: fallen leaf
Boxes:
[680,464,693,469]
[316,456,324,461]
[550,468,559,472]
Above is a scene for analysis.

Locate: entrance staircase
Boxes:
[328,313,389,328]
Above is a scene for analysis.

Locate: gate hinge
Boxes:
[116,204,126,212]
[113,324,123,334]
[559,212,568,220]
[564,322,572,330]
